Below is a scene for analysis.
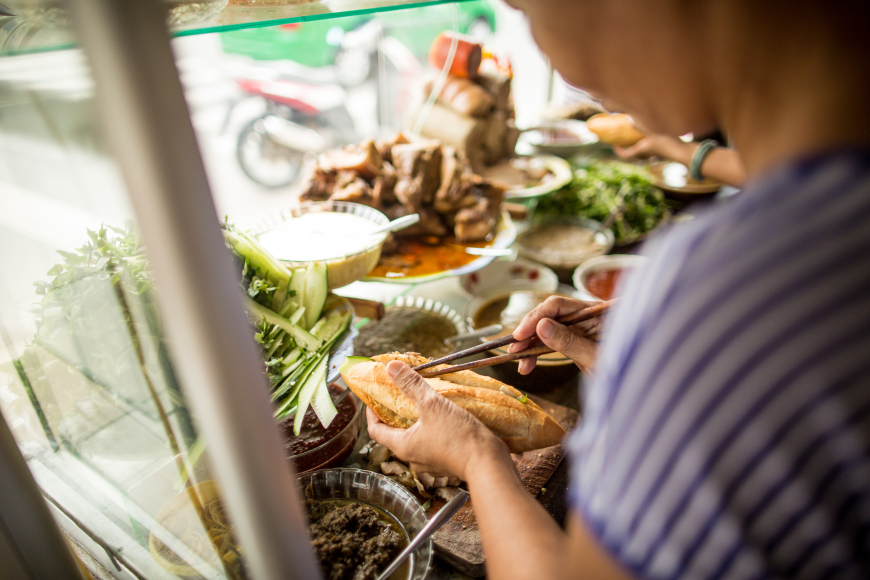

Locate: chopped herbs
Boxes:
[533,161,670,245]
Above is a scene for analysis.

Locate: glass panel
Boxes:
[0,46,248,580]
[181,0,499,216]
[0,0,467,57]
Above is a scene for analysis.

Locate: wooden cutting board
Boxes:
[423,395,580,577]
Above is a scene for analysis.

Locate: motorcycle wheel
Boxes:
[236,117,304,188]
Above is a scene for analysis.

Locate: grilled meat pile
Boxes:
[300,133,505,244]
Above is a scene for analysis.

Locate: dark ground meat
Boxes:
[308,500,407,580]
[354,307,456,359]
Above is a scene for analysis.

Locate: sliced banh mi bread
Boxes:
[342,357,565,453]
[372,352,544,412]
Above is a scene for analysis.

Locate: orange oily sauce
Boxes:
[369,236,490,279]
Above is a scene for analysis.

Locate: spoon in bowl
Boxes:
[376,489,470,580]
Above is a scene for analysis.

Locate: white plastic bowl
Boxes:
[572,254,649,301]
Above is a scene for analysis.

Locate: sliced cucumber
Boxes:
[224,230,292,290]
[289,268,307,312]
[338,356,372,376]
[266,331,286,357]
[245,296,321,351]
[316,310,352,343]
[310,374,338,429]
[302,261,328,331]
[294,355,328,435]
[288,305,306,326]
[309,316,327,338]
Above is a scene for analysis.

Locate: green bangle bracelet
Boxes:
[690,139,718,181]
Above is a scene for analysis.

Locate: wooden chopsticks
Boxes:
[413,298,617,377]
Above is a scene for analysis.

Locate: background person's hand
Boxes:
[614,134,690,161]
[365,361,509,481]
[508,296,599,375]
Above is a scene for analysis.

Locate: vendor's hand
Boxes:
[366,361,509,482]
[614,134,689,162]
[508,296,599,376]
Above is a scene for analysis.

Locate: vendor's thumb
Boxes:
[537,319,588,362]
[386,361,435,406]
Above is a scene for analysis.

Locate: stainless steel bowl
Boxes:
[299,468,432,580]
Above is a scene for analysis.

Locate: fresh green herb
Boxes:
[533,161,670,245]
[516,394,528,404]
[422,499,432,510]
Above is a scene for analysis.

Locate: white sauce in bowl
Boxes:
[258,212,386,262]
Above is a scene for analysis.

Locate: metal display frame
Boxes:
[65,0,320,578]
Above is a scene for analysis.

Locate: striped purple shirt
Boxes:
[568,151,870,580]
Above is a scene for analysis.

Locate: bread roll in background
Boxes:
[342,352,566,454]
[586,112,645,147]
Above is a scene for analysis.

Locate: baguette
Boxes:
[342,352,566,453]
[586,112,645,147]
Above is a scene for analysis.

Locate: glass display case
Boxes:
[0,1,561,578]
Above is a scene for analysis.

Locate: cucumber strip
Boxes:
[272,356,317,404]
[289,268,306,311]
[302,261,328,331]
[288,305,305,326]
[310,375,338,429]
[278,295,296,318]
[272,285,288,314]
[282,347,302,367]
[315,310,350,341]
[272,328,341,407]
[338,356,373,376]
[293,355,328,434]
[266,332,285,357]
[274,339,296,360]
[245,296,321,351]
[281,357,304,377]
[272,343,327,402]
[224,230,291,288]
[309,317,327,338]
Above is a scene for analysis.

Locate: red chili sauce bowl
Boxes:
[279,384,363,474]
[573,254,649,302]
[583,268,623,301]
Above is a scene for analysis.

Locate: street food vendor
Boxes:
[365,1,870,578]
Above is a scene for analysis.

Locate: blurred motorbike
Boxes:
[227,76,356,188]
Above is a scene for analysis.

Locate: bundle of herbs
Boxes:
[533,160,670,245]
[24,222,350,438]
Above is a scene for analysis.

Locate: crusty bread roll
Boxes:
[586,113,645,147]
[342,352,566,453]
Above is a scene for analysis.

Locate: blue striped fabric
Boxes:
[568,151,870,580]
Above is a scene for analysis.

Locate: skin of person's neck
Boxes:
[710,9,870,179]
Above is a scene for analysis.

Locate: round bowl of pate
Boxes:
[253,201,390,290]
[516,216,614,281]
[299,468,432,580]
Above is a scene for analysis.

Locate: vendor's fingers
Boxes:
[537,318,596,368]
[518,356,538,375]
[576,316,601,336]
[613,145,635,158]
[511,296,596,341]
[614,141,648,158]
[508,338,532,353]
[366,407,406,450]
[386,361,435,405]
